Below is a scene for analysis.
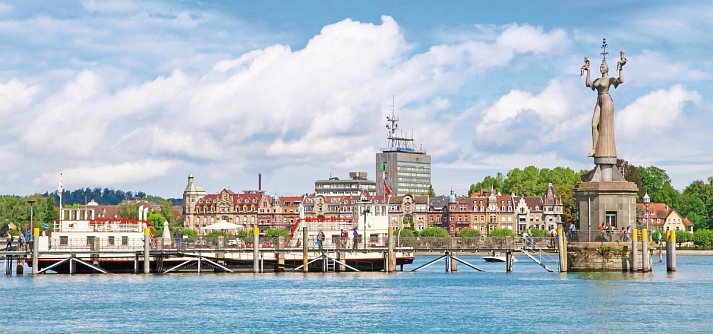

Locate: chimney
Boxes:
[258,173,262,192]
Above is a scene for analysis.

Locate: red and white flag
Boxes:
[383,177,392,197]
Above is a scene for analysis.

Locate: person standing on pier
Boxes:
[352,227,359,250]
[317,229,325,250]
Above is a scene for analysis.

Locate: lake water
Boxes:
[1,255,711,333]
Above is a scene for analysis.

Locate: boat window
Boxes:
[60,236,68,246]
[108,236,115,246]
[121,236,129,246]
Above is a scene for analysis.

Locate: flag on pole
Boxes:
[383,177,392,197]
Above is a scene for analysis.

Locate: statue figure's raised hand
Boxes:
[617,50,627,70]
[580,57,590,76]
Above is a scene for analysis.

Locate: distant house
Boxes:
[637,202,693,232]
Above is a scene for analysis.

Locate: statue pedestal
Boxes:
[575,180,638,242]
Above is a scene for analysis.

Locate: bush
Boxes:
[419,227,449,237]
[489,228,515,238]
[397,228,417,238]
[527,228,548,238]
[265,227,290,238]
[676,230,693,244]
[237,228,255,239]
[693,229,713,247]
[181,229,198,238]
[458,228,480,238]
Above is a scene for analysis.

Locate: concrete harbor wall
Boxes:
[568,242,653,272]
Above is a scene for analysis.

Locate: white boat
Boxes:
[483,253,517,263]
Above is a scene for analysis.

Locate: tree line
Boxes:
[468,162,713,232]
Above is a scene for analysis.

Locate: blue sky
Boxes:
[1,0,712,198]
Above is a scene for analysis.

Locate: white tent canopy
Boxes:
[202,220,240,231]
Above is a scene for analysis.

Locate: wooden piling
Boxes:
[302,226,309,273]
[143,227,150,274]
[631,229,638,272]
[557,226,567,272]
[641,229,650,273]
[253,227,260,273]
[450,252,458,272]
[32,228,39,275]
[505,250,513,272]
[69,254,76,274]
[16,254,23,275]
[387,227,395,272]
[444,251,451,272]
[666,230,676,272]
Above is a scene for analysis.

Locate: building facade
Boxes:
[638,202,694,232]
[314,171,376,196]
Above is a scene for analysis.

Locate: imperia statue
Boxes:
[581,38,627,158]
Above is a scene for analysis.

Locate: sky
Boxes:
[1,0,712,199]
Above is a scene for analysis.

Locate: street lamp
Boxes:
[28,199,36,243]
[362,205,370,249]
[643,192,650,240]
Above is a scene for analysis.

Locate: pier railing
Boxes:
[27,235,561,254]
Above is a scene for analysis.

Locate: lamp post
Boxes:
[362,205,370,249]
[28,199,36,243]
[643,192,650,240]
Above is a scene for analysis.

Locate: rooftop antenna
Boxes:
[385,95,415,150]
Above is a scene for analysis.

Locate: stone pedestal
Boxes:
[575,180,638,242]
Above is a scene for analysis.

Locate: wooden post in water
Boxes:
[302,226,309,273]
[253,227,260,273]
[387,227,395,272]
[276,236,285,271]
[450,251,458,272]
[557,226,566,272]
[666,230,676,272]
[505,250,513,272]
[444,251,451,272]
[32,228,39,275]
[16,254,23,275]
[69,254,76,275]
[631,229,638,272]
[641,229,650,273]
[143,227,151,274]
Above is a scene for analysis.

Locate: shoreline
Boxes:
[415,249,713,256]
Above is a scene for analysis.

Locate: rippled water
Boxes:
[2,255,711,333]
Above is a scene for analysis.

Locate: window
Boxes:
[60,236,68,246]
[605,211,617,228]
[108,236,115,246]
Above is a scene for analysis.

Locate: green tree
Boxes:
[397,228,417,237]
[488,228,515,238]
[427,185,436,199]
[419,227,449,237]
[458,228,480,238]
[469,172,505,195]
[118,201,139,219]
[265,227,290,238]
[693,229,713,248]
[639,166,679,207]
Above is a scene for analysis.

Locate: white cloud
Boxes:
[616,85,701,140]
[475,78,589,149]
[38,159,177,188]
[0,78,38,115]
